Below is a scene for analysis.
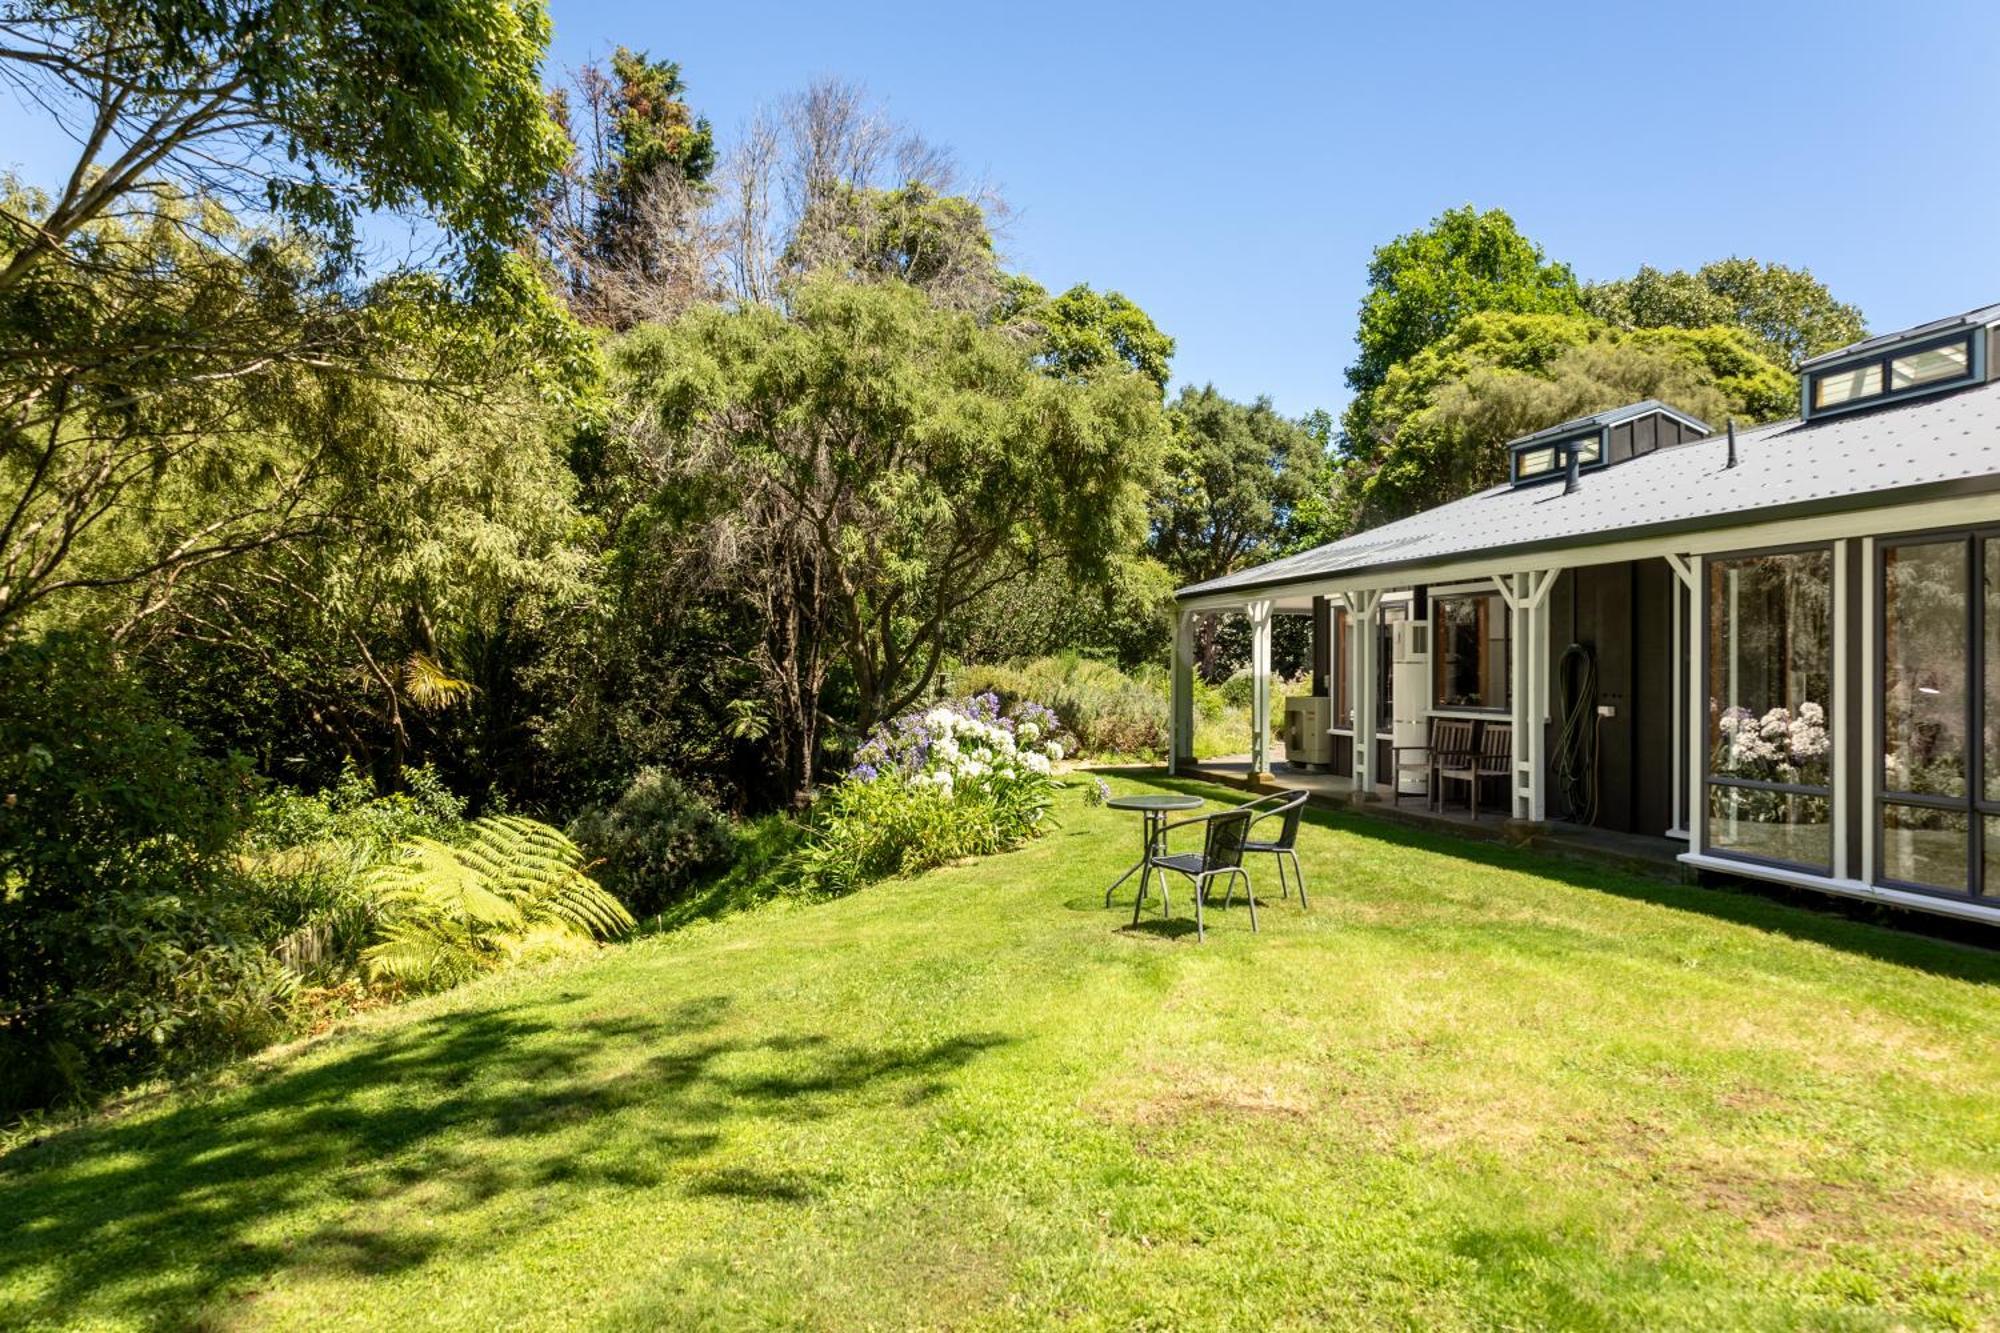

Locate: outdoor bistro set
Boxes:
[1101,789,1308,941]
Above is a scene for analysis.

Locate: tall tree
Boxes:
[1002,279,1176,392]
[0,0,568,297]
[1150,386,1327,588]
[609,278,1166,802]
[1332,311,1794,531]
[539,47,718,327]
[1584,258,1866,369]
[1345,206,1582,402]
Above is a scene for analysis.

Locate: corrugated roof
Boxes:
[1507,398,1708,451]
[1799,300,2000,369]
[1178,377,2000,599]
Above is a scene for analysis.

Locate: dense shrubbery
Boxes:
[567,768,736,917]
[794,695,1066,896]
[0,637,288,1114]
[957,654,1170,756]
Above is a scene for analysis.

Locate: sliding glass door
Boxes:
[1876,532,2000,900]
[1704,548,1834,871]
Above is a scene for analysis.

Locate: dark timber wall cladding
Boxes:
[1606,411,1701,465]
[1544,559,1676,836]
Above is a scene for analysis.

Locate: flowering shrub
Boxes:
[794,694,1069,896]
[1714,702,1829,784]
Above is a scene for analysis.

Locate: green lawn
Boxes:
[5,777,1999,1330]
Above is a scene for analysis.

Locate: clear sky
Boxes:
[6,1,1996,418]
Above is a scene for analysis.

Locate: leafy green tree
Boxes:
[609,278,1167,802]
[1345,206,1582,402]
[0,0,569,297]
[1584,258,1865,369]
[1332,311,1794,530]
[1150,386,1328,588]
[1002,278,1176,392]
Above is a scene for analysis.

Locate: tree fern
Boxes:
[361,816,634,992]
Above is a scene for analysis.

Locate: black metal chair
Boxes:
[1240,790,1309,908]
[1131,806,1256,941]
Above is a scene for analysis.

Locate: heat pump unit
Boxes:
[1282,695,1332,767]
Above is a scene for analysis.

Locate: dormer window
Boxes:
[1505,401,1701,488]
[1804,329,1983,420]
[1513,433,1600,483]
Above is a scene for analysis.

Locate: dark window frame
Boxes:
[1806,330,1980,420]
[1872,526,2000,903]
[1430,590,1511,714]
[1700,541,1836,875]
[1510,429,1605,486]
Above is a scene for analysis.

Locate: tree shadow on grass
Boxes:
[0,990,1010,1327]
[1124,772,2000,984]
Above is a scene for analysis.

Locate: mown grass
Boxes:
[4,776,1998,1330]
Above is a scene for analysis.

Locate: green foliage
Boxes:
[1003,278,1177,391]
[957,655,1170,757]
[0,635,288,1113]
[567,768,736,917]
[1346,205,1582,401]
[1333,312,1796,530]
[1150,385,1330,589]
[361,817,634,994]
[609,277,1168,798]
[604,48,717,191]
[243,764,470,980]
[1584,257,1865,369]
[792,772,1054,898]
[946,554,1176,671]
[0,0,571,285]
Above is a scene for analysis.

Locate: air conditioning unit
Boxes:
[1282,695,1331,767]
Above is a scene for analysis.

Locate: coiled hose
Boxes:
[1553,642,1599,825]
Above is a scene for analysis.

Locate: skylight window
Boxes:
[1805,331,1981,419]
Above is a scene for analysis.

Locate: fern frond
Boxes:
[359,815,630,994]
[402,651,476,711]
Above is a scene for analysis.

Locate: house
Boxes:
[1170,301,2000,925]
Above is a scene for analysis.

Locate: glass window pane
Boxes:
[1707,786,1831,870]
[1332,610,1353,728]
[1813,363,1881,408]
[1517,447,1555,477]
[1573,435,1601,463]
[1883,541,1967,796]
[1376,606,1404,733]
[1890,340,1970,390]
[1432,593,1510,710]
[1708,550,1832,787]
[1985,540,2000,803]
[1881,803,1968,891]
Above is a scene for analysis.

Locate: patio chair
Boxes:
[1132,806,1256,941]
[1437,721,1511,819]
[1237,789,1309,908]
[1391,717,1473,809]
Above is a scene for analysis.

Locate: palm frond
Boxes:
[402,650,476,711]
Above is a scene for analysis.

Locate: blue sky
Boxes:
[5,1,1996,418]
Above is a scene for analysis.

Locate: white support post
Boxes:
[1508,573,1531,819]
[1665,555,1697,841]
[1687,555,1706,855]
[1832,538,1851,881]
[1247,599,1274,777]
[1350,590,1382,795]
[1169,607,1195,776]
[1860,538,1877,884]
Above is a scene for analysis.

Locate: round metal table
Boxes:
[1102,793,1204,907]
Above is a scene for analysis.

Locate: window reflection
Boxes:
[1432,593,1509,711]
